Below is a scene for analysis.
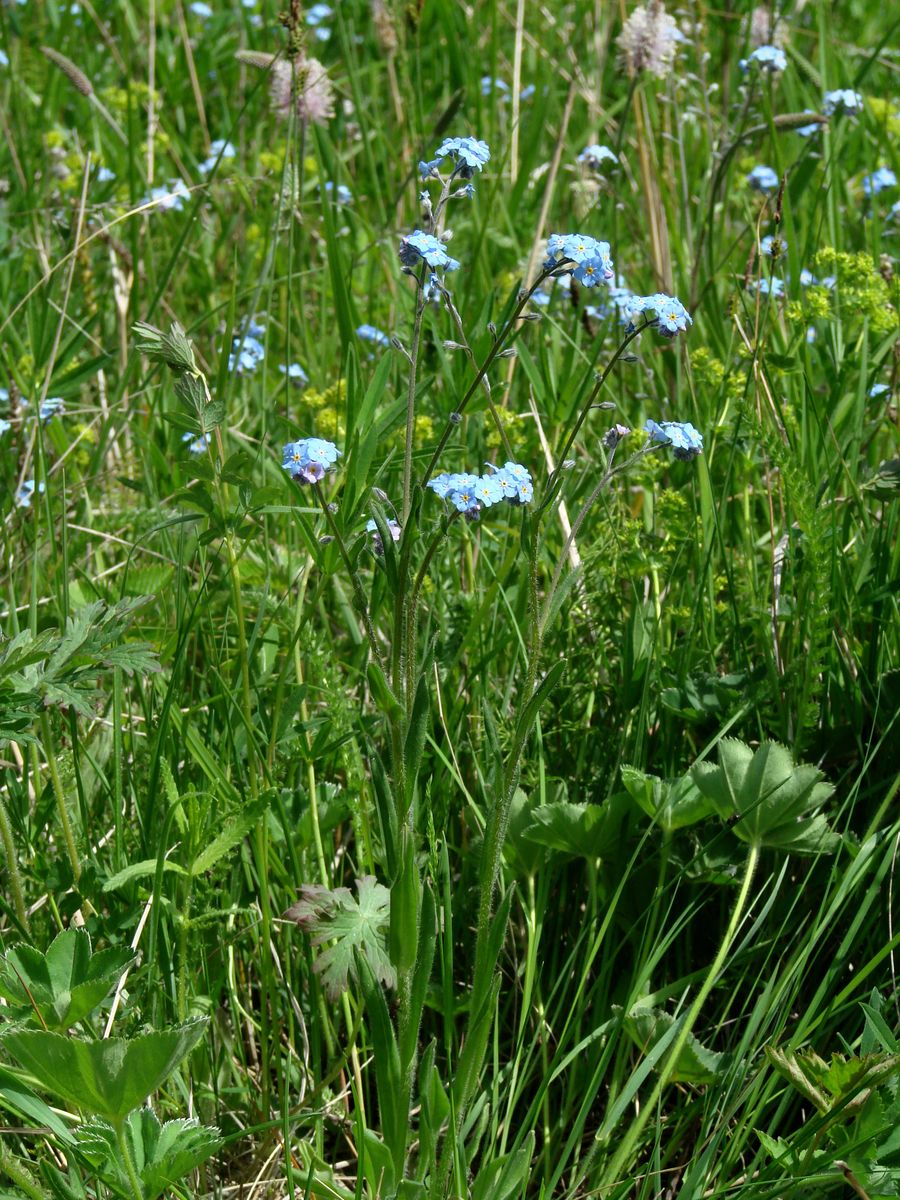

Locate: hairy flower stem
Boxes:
[0,1142,50,1200]
[402,269,428,524]
[0,792,29,931]
[598,840,760,1189]
[114,1119,145,1200]
[540,321,650,510]
[421,270,553,484]
[313,483,384,668]
[40,711,81,884]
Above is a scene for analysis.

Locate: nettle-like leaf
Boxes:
[284,876,395,1000]
[76,1109,222,1200]
[691,739,839,854]
[619,1006,727,1084]
[621,765,715,834]
[0,929,133,1032]
[0,1018,207,1122]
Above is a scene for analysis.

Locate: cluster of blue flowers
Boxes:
[823,88,864,116]
[795,110,821,138]
[229,319,266,374]
[306,2,332,40]
[740,44,787,72]
[282,437,341,484]
[645,420,704,460]
[544,233,615,288]
[145,180,191,212]
[577,144,618,170]
[1,390,66,431]
[199,139,235,175]
[399,231,459,274]
[182,431,210,455]
[419,136,491,181]
[624,293,692,337]
[748,165,780,193]
[863,167,897,197]
[357,324,390,349]
[427,462,533,518]
[869,383,891,400]
[15,480,46,508]
[760,234,786,258]
[322,181,353,205]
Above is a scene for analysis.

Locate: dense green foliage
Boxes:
[1,0,899,1197]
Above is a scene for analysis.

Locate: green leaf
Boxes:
[0,930,134,1032]
[471,1133,534,1200]
[0,1018,207,1122]
[359,1129,396,1200]
[619,1006,726,1084]
[0,1062,77,1144]
[283,876,396,999]
[621,765,715,833]
[522,798,626,859]
[691,739,838,854]
[76,1109,222,1200]
[103,859,188,892]
[190,791,275,876]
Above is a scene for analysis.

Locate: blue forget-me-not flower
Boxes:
[748,165,779,193]
[863,167,897,197]
[399,231,460,273]
[282,437,341,484]
[644,420,704,460]
[740,44,787,72]
[823,89,863,116]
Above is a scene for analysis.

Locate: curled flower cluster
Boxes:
[282,437,341,484]
[419,136,491,180]
[544,233,615,287]
[399,231,460,274]
[624,292,692,336]
[740,44,787,72]
[823,88,863,116]
[748,164,780,193]
[645,420,704,460]
[428,462,533,518]
[577,144,618,170]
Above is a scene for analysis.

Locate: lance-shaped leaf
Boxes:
[283,876,395,999]
[0,1018,207,1122]
[76,1109,222,1200]
[691,739,838,854]
[0,929,134,1032]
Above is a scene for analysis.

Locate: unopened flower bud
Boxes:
[449,412,463,424]
[562,459,576,470]
[498,348,517,358]
[327,502,339,514]
[443,340,465,351]
[488,322,498,337]
[319,535,335,545]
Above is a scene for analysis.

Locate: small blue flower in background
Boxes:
[481,76,510,97]
[39,397,65,422]
[97,165,116,182]
[229,333,266,373]
[15,480,46,508]
[434,136,491,178]
[279,362,309,387]
[799,268,816,286]
[644,420,704,460]
[748,165,779,193]
[322,181,353,204]
[869,383,891,399]
[760,234,786,258]
[740,44,787,72]
[545,233,615,287]
[823,88,864,116]
[399,230,460,273]
[199,139,236,175]
[795,110,820,137]
[577,144,618,170]
[357,324,390,349]
[366,517,402,553]
[306,2,332,40]
[182,431,210,454]
[0,50,9,68]
[519,84,536,101]
[863,167,897,197]
[283,437,341,484]
[0,418,11,436]
[146,180,191,211]
[188,0,212,15]
[750,277,785,297]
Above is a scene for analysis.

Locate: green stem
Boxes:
[402,271,427,524]
[40,711,81,883]
[313,483,384,667]
[0,1142,51,1200]
[115,1119,144,1200]
[0,791,29,932]
[599,840,760,1188]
